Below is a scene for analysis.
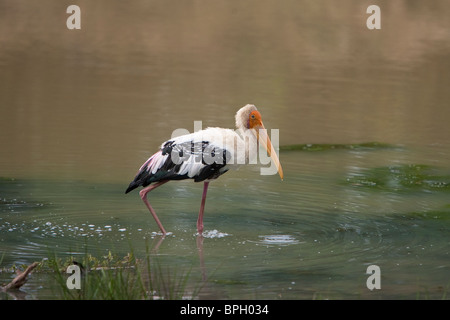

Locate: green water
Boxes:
[1,146,449,299]
[1,1,450,299]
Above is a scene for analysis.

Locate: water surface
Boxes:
[1,1,450,299]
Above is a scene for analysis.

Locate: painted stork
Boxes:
[125,104,283,235]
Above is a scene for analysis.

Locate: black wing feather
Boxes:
[125,140,230,193]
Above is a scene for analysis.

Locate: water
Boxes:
[1,1,450,299]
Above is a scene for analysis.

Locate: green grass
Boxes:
[1,246,202,300]
[46,247,201,300]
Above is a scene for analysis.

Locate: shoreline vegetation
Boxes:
[279,142,399,152]
[1,249,201,300]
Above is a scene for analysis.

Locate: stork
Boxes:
[125,104,283,235]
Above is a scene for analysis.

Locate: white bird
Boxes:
[125,104,283,235]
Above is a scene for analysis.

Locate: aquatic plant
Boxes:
[279,142,397,152]
[46,248,200,300]
[344,164,450,193]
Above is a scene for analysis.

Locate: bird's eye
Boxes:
[250,114,255,119]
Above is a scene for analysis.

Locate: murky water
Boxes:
[1,1,450,299]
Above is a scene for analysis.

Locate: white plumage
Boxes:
[126,104,283,235]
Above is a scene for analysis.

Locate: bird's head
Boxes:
[235,104,284,180]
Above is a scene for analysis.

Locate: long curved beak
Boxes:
[254,123,284,180]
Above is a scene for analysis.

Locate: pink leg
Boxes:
[139,180,169,235]
[197,181,209,234]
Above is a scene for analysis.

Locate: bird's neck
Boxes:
[239,128,259,164]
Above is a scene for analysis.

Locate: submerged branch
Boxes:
[1,262,39,291]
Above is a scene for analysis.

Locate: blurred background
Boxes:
[1,0,450,182]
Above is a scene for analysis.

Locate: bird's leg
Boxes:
[197,181,209,235]
[139,180,169,235]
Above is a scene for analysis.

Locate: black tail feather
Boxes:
[125,180,140,194]
[125,166,154,194]
[125,168,148,194]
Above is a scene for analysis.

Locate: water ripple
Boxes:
[257,234,301,246]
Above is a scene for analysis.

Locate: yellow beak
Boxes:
[254,123,284,180]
